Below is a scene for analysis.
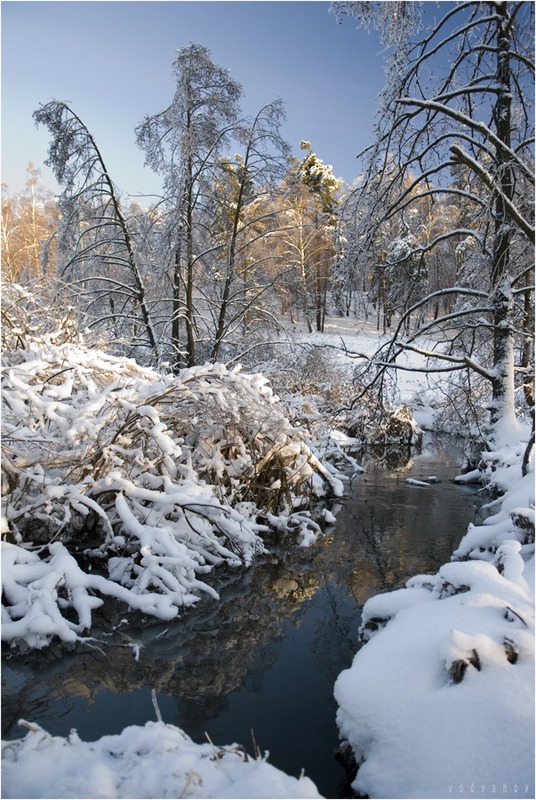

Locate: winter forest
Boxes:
[1,1,534,798]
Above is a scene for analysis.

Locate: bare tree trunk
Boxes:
[210,148,249,363]
[185,153,196,368]
[171,245,182,367]
[490,2,516,430]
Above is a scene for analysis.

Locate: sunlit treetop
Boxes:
[298,140,341,222]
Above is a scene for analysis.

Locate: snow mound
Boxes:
[1,720,323,799]
[334,443,535,798]
[2,338,342,649]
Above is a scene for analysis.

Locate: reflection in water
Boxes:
[2,436,484,798]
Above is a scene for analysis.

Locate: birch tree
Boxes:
[135,43,242,368]
[1,164,59,282]
[334,1,534,444]
[272,144,340,332]
[298,141,341,332]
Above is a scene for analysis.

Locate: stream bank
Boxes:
[2,435,485,798]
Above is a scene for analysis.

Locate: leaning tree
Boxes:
[334,1,534,447]
[33,101,158,358]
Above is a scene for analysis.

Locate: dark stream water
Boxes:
[2,436,486,798]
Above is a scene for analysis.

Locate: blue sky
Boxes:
[2,1,389,197]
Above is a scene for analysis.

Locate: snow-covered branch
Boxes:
[450,144,535,242]
[397,341,495,381]
[396,97,534,185]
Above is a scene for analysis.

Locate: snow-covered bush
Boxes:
[1,335,343,649]
[346,403,423,448]
[1,280,82,351]
[246,339,357,437]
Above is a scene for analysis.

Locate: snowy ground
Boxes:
[1,720,322,799]
[2,316,534,798]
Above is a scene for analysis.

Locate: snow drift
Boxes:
[1,720,323,799]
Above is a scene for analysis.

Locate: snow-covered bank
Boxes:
[2,318,533,799]
[1,720,323,799]
[334,441,535,799]
[1,337,343,650]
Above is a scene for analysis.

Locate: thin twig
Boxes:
[151,688,163,723]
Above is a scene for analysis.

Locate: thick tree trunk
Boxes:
[490,278,516,436]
